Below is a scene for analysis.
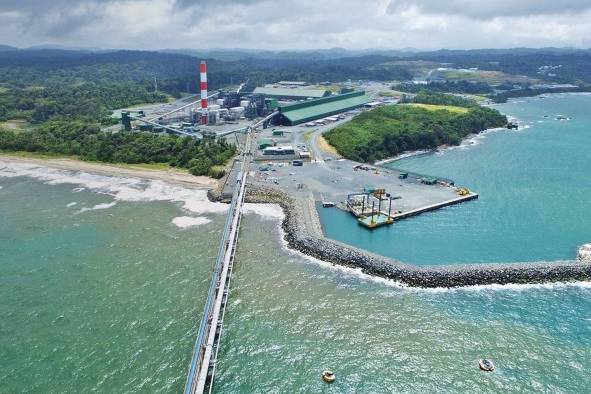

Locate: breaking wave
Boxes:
[75,202,117,215]
[171,216,212,228]
[0,161,228,215]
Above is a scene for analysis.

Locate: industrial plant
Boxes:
[119,60,374,139]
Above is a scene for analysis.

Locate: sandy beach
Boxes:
[0,154,218,189]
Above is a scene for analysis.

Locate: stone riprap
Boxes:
[243,186,591,288]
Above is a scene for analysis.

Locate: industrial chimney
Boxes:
[200,61,208,125]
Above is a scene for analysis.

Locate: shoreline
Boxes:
[374,126,508,166]
[3,154,590,288]
[244,186,591,288]
[0,153,217,189]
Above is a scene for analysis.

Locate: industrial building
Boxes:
[121,60,367,137]
[262,145,296,156]
[276,81,308,87]
[274,91,371,126]
[253,87,330,100]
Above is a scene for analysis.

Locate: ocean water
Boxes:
[2,94,591,393]
[0,165,226,393]
[319,94,591,265]
[215,214,591,393]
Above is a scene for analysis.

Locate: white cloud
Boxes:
[0,0,590,49]
[387,0,591,19]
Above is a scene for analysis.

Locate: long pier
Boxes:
[184,113,276,394]
[183,134,252,394]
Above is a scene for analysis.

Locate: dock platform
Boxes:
[358,213,394,228]
[390,193,479,220]
[348,192,479,228]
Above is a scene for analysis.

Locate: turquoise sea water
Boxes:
[319,94,591,264]
[2,94,591,393]
[216,214,591,393]
[0,172,223,392]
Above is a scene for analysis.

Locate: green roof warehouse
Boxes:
[275,91,371,126]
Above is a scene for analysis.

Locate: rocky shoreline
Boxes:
[243,186,591,288]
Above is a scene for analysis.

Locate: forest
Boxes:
[395,80,492,94]
[0,82,167,124]
[490,86,590,103]
[324,102,507,163]
[0,50,238,176]
[0,121,235,178]
[1,47,588,174]
[403,91,478,107]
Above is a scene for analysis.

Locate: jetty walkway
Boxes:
[183,111,278,394]
[183,130,252,394]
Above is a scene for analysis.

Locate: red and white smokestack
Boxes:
[200,60,208,125]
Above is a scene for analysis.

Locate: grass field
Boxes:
[375,60,441,78]
[406,103,469,114]
[442,69,537,84]
[464,94,489,103]
[379,90,404,97]
[318,135,340,156]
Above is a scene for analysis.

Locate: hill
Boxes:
[324,104,507,163]
[0,44,18,52]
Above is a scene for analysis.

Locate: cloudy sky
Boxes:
[1,0,591,50]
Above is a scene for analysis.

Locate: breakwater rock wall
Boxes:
[244,186,591,288]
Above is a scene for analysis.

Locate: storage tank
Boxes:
[230,106,245,118]
[240,100,250,108]
[208,110,218,125]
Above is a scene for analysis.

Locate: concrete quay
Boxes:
[245,186,591,288]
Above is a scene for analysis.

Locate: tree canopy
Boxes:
[0,122,236,178]
[324,104,507,163]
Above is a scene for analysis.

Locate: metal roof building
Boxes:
[253,87,330,100]
[276,91,371,126]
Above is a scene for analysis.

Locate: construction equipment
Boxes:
[456,187,471,196]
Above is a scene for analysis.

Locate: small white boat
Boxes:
[321,370,336,383]
[479,359,495,372]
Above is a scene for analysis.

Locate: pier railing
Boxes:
[184,128,253,394]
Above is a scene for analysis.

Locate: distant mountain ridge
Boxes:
[2,45,591,89]
[1,44,590,60]
[0,44,18,52]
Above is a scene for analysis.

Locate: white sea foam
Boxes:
[419,279,591,294]
[265,214,591,293]
[75,202,117,214]
[262,216,408,289]
[171,216,212,228]
[0,161,228,215]
[377,126,510,163]
[242,203,285,220]
[66,202,77,207]
[375,149,432,165]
